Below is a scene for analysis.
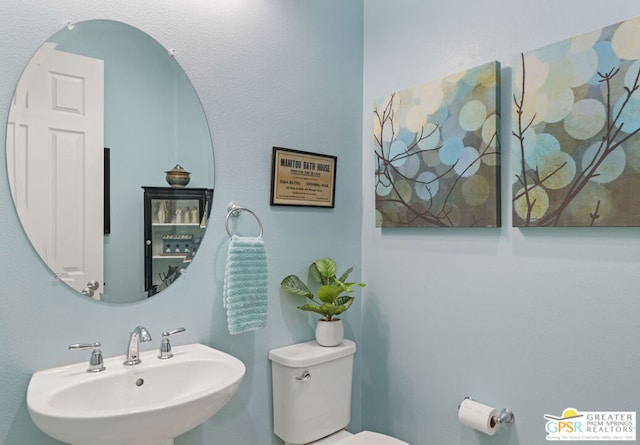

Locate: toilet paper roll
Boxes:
[458,398,498,436]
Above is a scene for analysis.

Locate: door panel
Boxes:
[7,42,104,299]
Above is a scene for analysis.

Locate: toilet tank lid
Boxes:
[269,339,356,367]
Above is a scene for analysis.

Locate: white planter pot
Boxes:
[315,319,344,347]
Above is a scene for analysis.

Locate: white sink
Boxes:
[27,343,245,445]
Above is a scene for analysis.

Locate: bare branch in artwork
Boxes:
[512,52,535,226]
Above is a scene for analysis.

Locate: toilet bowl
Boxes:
[311,430,408,444]
[269,340,409,445]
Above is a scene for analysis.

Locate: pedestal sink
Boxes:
[27,343,245,445]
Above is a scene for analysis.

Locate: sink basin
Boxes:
[27,343,245,445]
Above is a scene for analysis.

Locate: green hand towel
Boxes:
[223,235,268,334]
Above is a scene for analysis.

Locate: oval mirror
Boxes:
[6,20,214,304]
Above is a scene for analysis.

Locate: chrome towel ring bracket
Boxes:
[225,202,264,238]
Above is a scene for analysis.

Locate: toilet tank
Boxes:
[269,340,357,445]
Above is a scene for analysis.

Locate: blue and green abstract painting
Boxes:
[513,16,640,226]
[374,61,501,227]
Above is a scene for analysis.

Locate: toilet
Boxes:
[269,340,409,445]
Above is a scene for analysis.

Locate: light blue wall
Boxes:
[362,1,640,444]
[0,1,363,444]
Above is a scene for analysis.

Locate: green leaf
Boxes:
[333,305,349,316]
[280,275,313,299]
[335,276,366,292]
[308,262,322,285]
[317,284,343,304]
[314,258,337,284]
[338,266,353,283]
[336,296,354,308]
[298,303,336,320]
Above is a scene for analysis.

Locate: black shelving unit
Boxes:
[143,186,213,297]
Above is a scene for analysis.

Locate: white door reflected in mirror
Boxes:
[8,42,105,299]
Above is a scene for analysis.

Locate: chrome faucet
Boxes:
[123,326,152,365]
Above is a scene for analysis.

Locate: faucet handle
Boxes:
[69,342,106,372]
[158,327,186,359]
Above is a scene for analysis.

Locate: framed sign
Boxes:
[270,147,337,208]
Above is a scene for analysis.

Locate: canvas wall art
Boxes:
[512,16,640,226]
[374,61,501,227]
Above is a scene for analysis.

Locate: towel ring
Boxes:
[225,202,264,238]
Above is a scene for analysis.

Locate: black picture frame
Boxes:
[270,147,337,208]
[104,147,111,234]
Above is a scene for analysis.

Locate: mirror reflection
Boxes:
[6,20,214,304]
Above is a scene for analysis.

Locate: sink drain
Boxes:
[135,378,144,387]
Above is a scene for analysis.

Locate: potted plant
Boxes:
[280,257,365,346]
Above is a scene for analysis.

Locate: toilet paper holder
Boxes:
[459,397,515,432]
[495,408,515,425]
[459,397,514,424]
